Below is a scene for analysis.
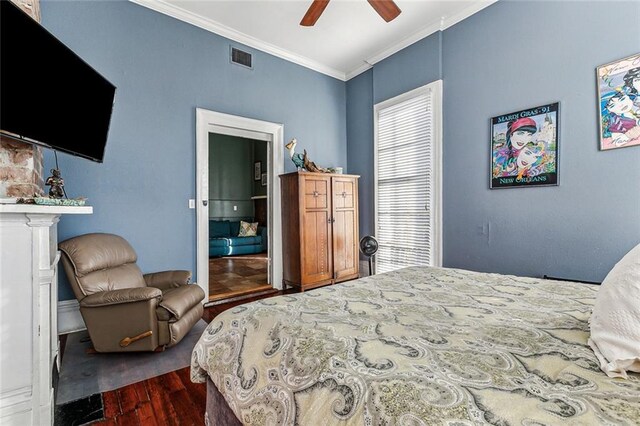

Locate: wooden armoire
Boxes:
[280,171,360,291]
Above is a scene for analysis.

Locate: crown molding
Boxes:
[129,0,347,81]
[441,0,498,31]
[130,0,498,83]
[361,20,443,73]
[344,0,498,80]
[345,62,373,81]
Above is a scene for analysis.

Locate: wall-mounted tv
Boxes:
[0,1,116,163]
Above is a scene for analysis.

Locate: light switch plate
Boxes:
[188,199,195,209]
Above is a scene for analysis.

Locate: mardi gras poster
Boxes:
[490,103,559,189]
[597,53,640,151]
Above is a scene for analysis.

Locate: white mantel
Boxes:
[0,204,92,425]
[0,204,93,215]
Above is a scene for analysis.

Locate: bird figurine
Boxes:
[303,150,328,173]
[285,138,305,170]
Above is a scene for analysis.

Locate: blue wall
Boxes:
[44,0,640,299]
[347,32,443,241]
[347,0,640,282]
[373,32,442,105]
[346,69,374,244]
[41,0,347,300]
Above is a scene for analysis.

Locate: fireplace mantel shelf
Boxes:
[0,204,93,215]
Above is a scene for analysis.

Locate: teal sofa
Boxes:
[209,220,267,257]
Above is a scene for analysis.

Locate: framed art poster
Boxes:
[254,161,262,181]
[597,53,640,150]
[490,102,559,189]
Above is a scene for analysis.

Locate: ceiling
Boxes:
[131,0,497,80]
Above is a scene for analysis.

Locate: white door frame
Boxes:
[373,80,443,269]
[195,108,285,298]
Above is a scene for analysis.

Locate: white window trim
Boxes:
[373,80,443,270]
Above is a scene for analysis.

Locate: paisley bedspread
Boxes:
[191,267,640,425]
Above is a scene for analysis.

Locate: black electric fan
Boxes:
[359,236,379,276]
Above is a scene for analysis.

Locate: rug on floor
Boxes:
[56,320,207,405]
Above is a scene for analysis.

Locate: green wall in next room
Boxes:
[208,133,267,219]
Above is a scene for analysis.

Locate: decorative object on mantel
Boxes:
[45,168,65,198]
[44,151,67,199]
[285,138,305,170]
[302,150,327,173]
[16,197,37,204]
[285,138,331,173]
[15,196,87,206]
[490,102,559,189]
[596,53,640,150]
[34,196,87,206]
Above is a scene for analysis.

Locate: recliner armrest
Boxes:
[159,285,205,320]
[80,287,162,308]
[143,270,192,290]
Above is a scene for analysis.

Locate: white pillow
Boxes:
[588,243,640,378]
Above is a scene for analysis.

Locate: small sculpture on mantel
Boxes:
[285,138,328,173]
[45,168,65,199]
[285,138,305,170]
[302,150,328,173]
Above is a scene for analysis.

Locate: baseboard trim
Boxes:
[57,300,86,335]
[204,289,277,307]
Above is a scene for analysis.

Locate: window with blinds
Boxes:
[374,83,440,274]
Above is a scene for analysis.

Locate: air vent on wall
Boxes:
[230,47,252,69]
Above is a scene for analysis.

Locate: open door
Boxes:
[195,109,284,303]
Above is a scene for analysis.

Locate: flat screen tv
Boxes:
[1,1,116,163]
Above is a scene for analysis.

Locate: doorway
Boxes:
[207,134,270,301]
[195,109,284,303]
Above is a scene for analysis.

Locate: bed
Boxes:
[191,266,640,425]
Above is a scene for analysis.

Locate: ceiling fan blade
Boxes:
[300,0,330,26]
[367,0,401,22]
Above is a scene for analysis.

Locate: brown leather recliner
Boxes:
[59,233,205,353]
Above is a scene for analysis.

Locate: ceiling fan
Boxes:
[300,0,402,26]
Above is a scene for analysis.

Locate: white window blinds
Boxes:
[375,88,435,274]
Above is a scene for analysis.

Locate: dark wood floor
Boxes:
[65,289,296,425]
[92,368,205,426]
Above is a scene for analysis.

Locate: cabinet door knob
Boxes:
[341,192,347,198]
[313,191,319,197]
